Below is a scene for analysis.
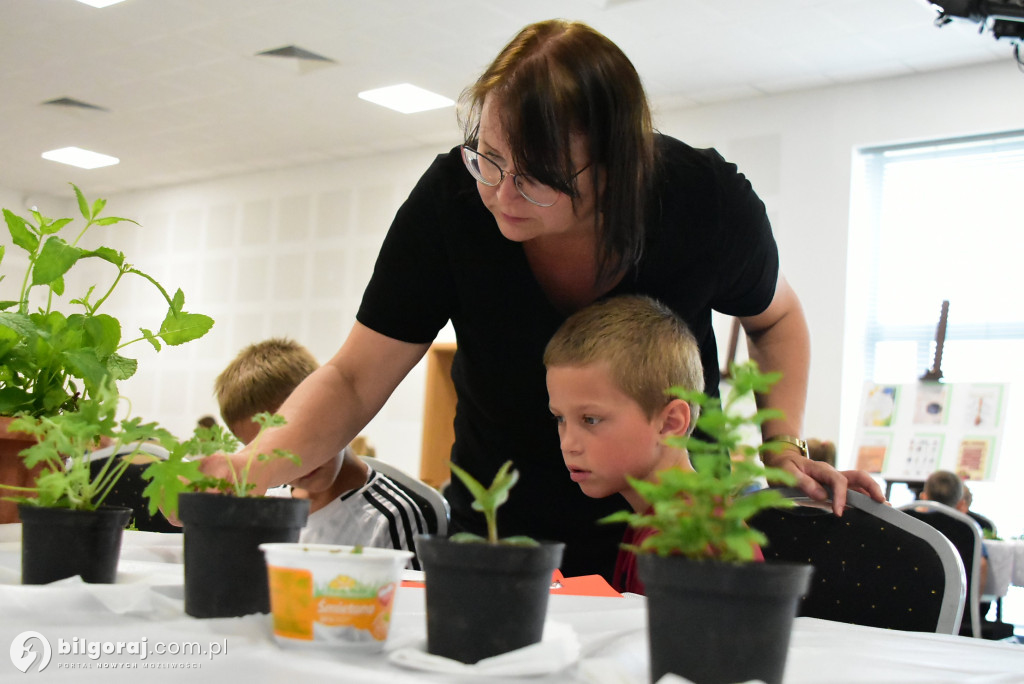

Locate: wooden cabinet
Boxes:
[419,343,456,489]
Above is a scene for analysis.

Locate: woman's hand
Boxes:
[764,447,886,516]
[196,452,267,493]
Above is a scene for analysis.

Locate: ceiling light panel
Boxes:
[75,0,129,7]
[357,84,454,114]
[41,147,120,169]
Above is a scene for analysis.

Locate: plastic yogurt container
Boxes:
[260,543,413,650]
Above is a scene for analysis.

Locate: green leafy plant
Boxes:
[0,184,213,416]
[602,360,798,562]
[0,377,175,511]
[140,412,300,519]
[448,460,538,546]
[0,371,299,515]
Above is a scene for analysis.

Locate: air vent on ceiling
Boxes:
[257,45,335,61]
[41,97,108,111]
[255,45,337,74]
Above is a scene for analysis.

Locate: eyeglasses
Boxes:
[460,145,589,208]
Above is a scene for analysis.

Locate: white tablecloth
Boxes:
[985,539,1024,598]
[2,525,1023,684]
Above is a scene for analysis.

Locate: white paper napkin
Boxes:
[5,574,184,619]
[388,620,580,677]
[654,676,765,684]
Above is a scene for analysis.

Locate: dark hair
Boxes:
[460,20,655,285]
[923,470,964,508]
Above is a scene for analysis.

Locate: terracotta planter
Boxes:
[0,417,43,524]
[639,555,813,684]
[414,534,565,664]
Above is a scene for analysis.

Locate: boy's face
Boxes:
[546,361,686,512]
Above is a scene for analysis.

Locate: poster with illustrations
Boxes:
[914,383,949,425]
[901,434,944,480]
[956,437,992,480]
[862,384,898,427]
[855,433,890,473]
[962,385,1003,430]
[852,382,1008,481]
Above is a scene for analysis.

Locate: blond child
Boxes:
[215,338,425,566]
[544,295,761,593]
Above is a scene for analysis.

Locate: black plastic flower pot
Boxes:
[414,534,564,664]
[178,493,309,618]
[19,504,132,585]
[638,555,813,684]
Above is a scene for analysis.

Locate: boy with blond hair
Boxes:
[215,338,425,566]
[544,295,760,593]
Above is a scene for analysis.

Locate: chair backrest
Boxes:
[751,489,965,634]
[86,442,181,533]
[967,510,997,536]
[361,456,449,537]
[898,500,983,638]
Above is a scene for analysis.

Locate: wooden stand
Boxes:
[419,343,457,489]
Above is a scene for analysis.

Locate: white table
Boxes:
[2,526,1023,684]
[985,539,1024,598]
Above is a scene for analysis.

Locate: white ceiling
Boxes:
[0,0,1014,198]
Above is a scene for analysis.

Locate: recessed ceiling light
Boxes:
[42,147,120,170]
[357,84,454,114]
[74,0,129,7]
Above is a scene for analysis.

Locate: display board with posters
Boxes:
[853,382,1009,482]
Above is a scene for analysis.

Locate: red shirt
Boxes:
[612,519,765,595]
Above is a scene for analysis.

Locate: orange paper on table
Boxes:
[550,569,622,597]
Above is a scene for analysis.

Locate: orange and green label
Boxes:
[267,565,397,642]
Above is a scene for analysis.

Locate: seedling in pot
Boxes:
[602,360,798,562]
[448,460,538,546]
[141,411,300,520]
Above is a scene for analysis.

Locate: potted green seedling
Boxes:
[414,461,564,664]
[0,184,213,523]
[2,378,177,583]
[602,360,813,684]
[141,413,310,618]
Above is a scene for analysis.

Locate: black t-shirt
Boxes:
[357,134,779,580]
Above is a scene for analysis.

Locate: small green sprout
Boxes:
[448,460,538,546]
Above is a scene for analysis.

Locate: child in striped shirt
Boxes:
[214,338,427,568]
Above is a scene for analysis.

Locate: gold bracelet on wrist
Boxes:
[770,435,809,458]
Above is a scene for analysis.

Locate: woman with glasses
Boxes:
[200,19,885,580]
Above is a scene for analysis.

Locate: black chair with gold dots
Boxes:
[899,500,984,638]
[750,489,965,634]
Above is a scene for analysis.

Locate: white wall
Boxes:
[1,148,448,477]
[3,58,1022,533]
